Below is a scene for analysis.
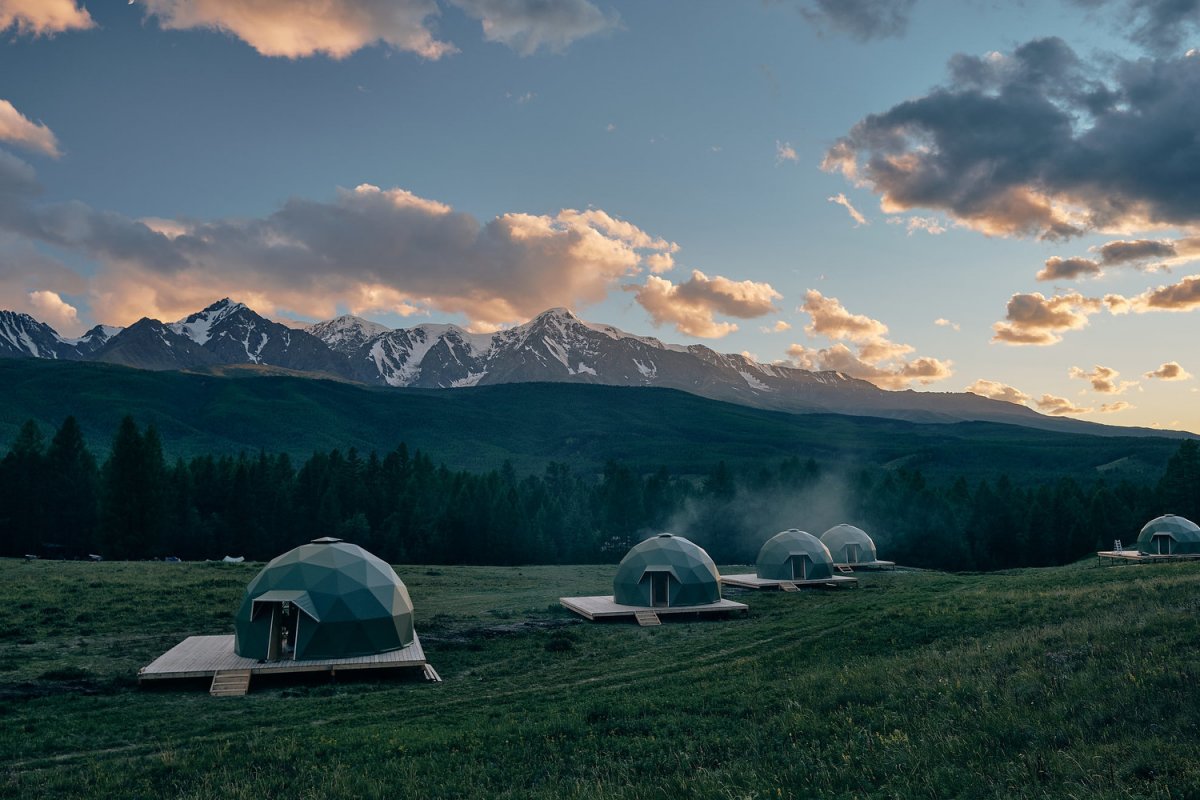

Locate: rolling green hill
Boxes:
[0,358,1187,483]
[2,558,1198,798]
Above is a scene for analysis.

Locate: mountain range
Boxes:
[0,299,1182,437]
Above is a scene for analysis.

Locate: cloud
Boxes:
[828,193,867,226]
[991,291,1102,345]
[787,342,952,390]
[790,289,953,389]
[1036,394,1092,415]
[887,215,948,235]
[1068,364,1138,394]
[449,0,618,56]
[629,270,781,338]
[25,289,82,337]
[1105,274,1200,314]
[934,317,960,331]
[1099,400,1133,413]
[139,0,457,60]
[775,140,798,164]
[1144,361,1192,380]
[965,379,1031,405]
[824,39,1200,239]
[0,0,93,36]
[789,0,917,41]
[0,100,61,158]
[1098,238,1177,264]
[1065,0,1200,54]
[0,151,683,328]
[1037,256,1101,281]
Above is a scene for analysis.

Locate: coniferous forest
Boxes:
[1,415,1197,571]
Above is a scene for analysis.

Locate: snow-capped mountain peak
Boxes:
[305,315,393,356]
[169,298,247,345]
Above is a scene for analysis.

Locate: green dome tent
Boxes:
[757,529,835,581]
[820,524,879,565]
[234,538,415,661]
[613,534,721,608]
[1136,515,1200,556]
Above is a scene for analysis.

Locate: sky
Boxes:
[0,0,1198,432]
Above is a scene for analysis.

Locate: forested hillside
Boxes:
[2,416,1197,571]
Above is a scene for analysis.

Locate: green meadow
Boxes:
[2,558,1198,799]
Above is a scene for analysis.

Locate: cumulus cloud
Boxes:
[1105,274,1200,314]
[1066,0,1200,54]
[1145,361,1192,380]
[1099,400,1133,413]
[887,215,948,235]
[138,0,616,59]
[25,289,82,336]
[775,140,798,164]
[139,0,455,60]
[965,379,1031,405]
[1036,394,1092,415]
[450,0,617,56]
[629,270,781,338]
[828,193,868,226]
[1037,256,1101,281]
[991,291,1102,345]
[0,100,60,158]
[789,290,953,389]
[0,0,93,36]
[0,150,683,328]
[788,0,916,41]
[824,39,1200,239]
[1068,364,1138,394]
[934,317,960,331]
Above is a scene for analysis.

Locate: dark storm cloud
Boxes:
[1067,0,1200,53]
[824,40,1200,239]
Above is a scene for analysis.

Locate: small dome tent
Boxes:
[1136,515,1200,556]
[613,534,721,608]
[821,524,879,565]
[757,529,835,581]
[234,538,414,661]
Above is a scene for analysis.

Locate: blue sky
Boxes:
[1,0,1198,431]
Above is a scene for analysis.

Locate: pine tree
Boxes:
[45,417,99,557]
[99,417,167,559]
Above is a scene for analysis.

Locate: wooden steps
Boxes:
[777,582,799,592]
[634,610,662,626]
[422,664,443,683]
[836,565,854,574]
[210,669,251,697]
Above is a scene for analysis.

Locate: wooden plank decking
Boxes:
[721,573,858,590]
[1096,550,1200,566]
[559,595,748,621]
[139,633,430,683]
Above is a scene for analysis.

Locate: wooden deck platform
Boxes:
[721,573,858,590]
[835,560,895,570]
[139,632,432,687]
[1097,550,1200,566]
[559,595,748,621]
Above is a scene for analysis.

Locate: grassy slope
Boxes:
[0,359,1182,483]
[1,558,1197,798]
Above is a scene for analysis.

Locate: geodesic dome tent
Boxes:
[1136,515,1200,556]
[756,529,835,581]
[613,533,721,608]
[820,524,880,565]
[234,537,414,661]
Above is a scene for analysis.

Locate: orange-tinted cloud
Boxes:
[1067,364,1138,394]
[991,291,1102,346]
[630,270,781,338]
[0,0,92,36]
[1036,394,1092,415]
[0,99,60,157]
[965,378,1030,405]
[1144,361,1192,381]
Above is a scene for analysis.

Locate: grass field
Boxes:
[2,557,1198,798]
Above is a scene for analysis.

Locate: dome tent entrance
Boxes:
[234,537,415,661]
[1136,515,1200,556]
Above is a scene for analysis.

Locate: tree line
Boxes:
[1,415,1197,571]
